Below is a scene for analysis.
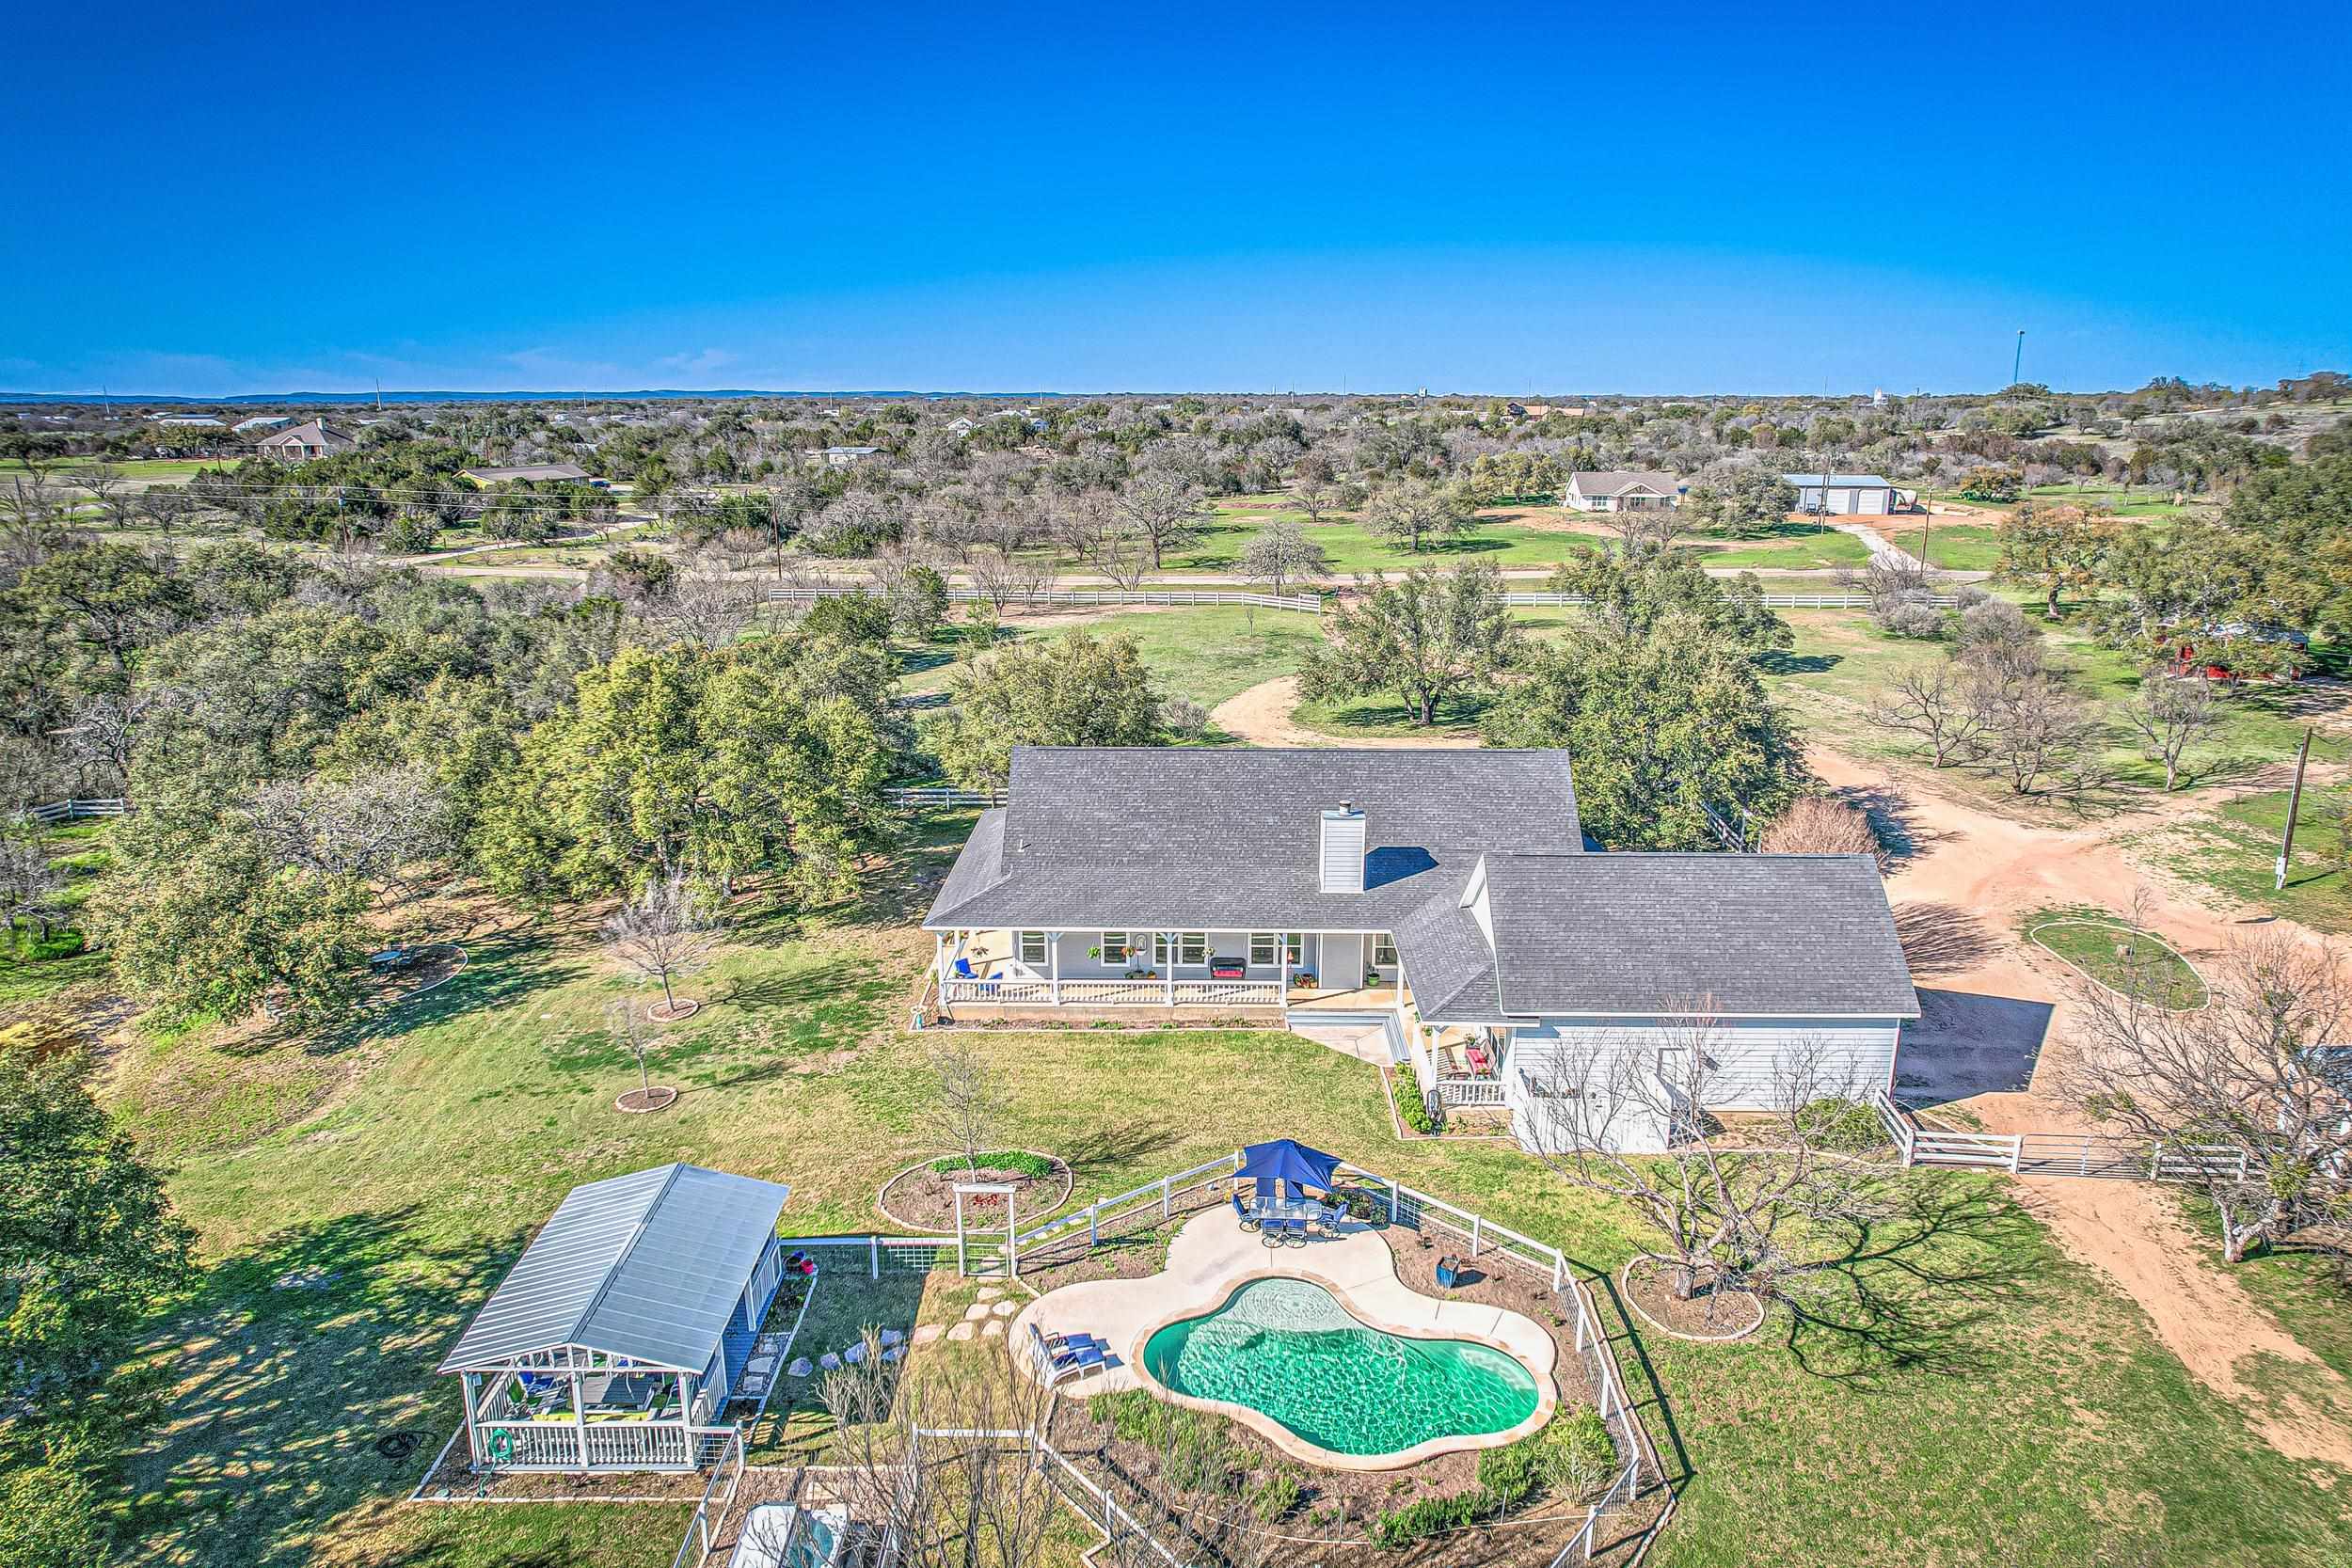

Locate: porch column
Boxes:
[1165,933,1175,1006]
[1049,933,1059,1005]
[462,1370,484,1468]
[1279,943,1289,1017]
[572,1369,589,1471]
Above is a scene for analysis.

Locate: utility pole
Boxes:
[2278,725,2314,890]
[2011,329,2026,389]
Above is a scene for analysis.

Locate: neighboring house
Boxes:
[255,420,358,462]
[1564,470,1685,513]
[232,415,293,435]
[460,462,595,484]
[1782,472,1899,515]
[811,445,882,467]
[152,413,225,428]
[437,1163,793,1473]
[923,748,1916,1153]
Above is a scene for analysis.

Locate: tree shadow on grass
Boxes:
[1759,650,1842,675]
[1777,1180,2049,1389]
[1056,1118,1185,1177]
[119,1204,521,1568]
[1893,902,2000,977]
[1821,778,1941,868]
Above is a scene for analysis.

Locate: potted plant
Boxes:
[1294,971,1318,990]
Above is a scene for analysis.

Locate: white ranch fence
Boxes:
[767,584,1326,614]
[20,797,130,823]
[1869,1087,2246,1180]
[1501,590,1960,610]
[774,1154,1669,1565]
[669,1429,748,1568]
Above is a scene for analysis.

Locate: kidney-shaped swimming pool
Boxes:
[1140,1276,1540,1458]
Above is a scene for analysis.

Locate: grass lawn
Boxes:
[1905,521,2003,572]
[2024,908,2208,1009]
[81,809,2352,1568]
[2119,784,2352,933]
[898,605,1327,716]
[0,457,212,483]
[0,818,112,1005]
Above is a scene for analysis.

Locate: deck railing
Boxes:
[939,976,1284,1010]
[473,1418,723,1471]
[1435,1075,1507,1107]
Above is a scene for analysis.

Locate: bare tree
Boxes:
[78,463,135,531]
[138,485,204,536]
[2064,932,2352,1262]
[965,544,1050,613]
[2122,671,2219,791]
[243,766,454,895]
[602,875,721,1018]
[1759,796,1883,864]
[1871,661,1990,767]
[1599,497,1694,553]
[1111,468,1209,568]
[644,549,759,649]
[1055,491,1149,589]
[56,690,150,792]
[926,1038,1009,1176]
[1975,659,2101,797]
[604,995,675,1111]
[1520,1001,1886,1307]
[1236,518,1331,602]
[0,835,65,938]
[1294,478,1359,524]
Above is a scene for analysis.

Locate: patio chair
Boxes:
[1230,1193,1259,1231]
[1028,1323,1106,1385]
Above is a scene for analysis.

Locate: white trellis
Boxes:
[951,1181,1017,1277]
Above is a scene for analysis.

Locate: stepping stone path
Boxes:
[990,1301,1017,1317]
[844,1343,866,1365]
[912,1325,944,1345]
[882,1346,904,1362]
[787,1357,813,1378]
[879,1329,905,1346]
[976,1288,1003,1302]
[981,1320,1005,1338]
[818,1352,841,1371]
[962,1304,992,1322]
[946,1323,976,1342]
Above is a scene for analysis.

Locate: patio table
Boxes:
[1249,1196,1333,1227]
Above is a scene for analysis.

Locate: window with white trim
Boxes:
[1154,932,1207,966]
[1101,932,1128,965]
[1017,931,1048,966]
[1372,935,1398,968]
[1249,932,1302,967]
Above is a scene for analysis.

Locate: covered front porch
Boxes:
[930,927,1405,1019]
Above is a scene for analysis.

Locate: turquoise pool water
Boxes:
[1140,1277,1538,1456]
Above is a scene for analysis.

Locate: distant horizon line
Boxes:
[0,376,2277,407]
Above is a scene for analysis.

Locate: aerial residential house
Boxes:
[232,415,293,435]
[437,1163,792,1473]
[922,748,1916,1153]
[1563,470,1686,514]
[811,445,882,467]
[459,462,595,484]
[151,413,226,428]
[1782,472,1899,515]
[256,419,358,462]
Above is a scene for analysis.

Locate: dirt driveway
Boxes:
[1812,749,2352,1465]
[1209,677,1480,749]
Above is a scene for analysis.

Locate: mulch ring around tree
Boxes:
[1619,1255,1766,1342]
[614,1085,680,1114]
[648,998,702,1022]
[875,1151,1073,1233]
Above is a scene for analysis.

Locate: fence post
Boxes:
[1088,1202,1100,1247]
[1389,1181,1400,1225]
[1552,1252,1565,1291]
[1160,1175,1170,1219]
[2008,1138,2023,1174]
[1470,1215,1482,1257]
[869,1234,880,1280]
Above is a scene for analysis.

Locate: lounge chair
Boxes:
[1028,1323,1106,1385]
[1230,1193,1259,1231]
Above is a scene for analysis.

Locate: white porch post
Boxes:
[1279,942,1289,1017]
[1049,933,1060,1005]
[571,1369,588,1470]
[462,1370,484,1467]
[1164,932,1175,1006]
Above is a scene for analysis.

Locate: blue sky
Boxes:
[4,2,2346,396]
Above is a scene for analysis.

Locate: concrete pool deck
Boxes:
[1010,1206,1559,1469]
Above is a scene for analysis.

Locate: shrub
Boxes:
[1475,1440,1544,1510]
[1371,1490,1483,1548]
[803,593,894,644]
[1535,1408,1619,1497]
[1873,593,1948,639]
[927,1149,1056,1180]
[1799,1096,1887,1154]
[1248,1468,1301,1522]
[1391,1071,1437,1134]
[1758,796,1882,863]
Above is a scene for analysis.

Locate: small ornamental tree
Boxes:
[602,874,721,1019]
[926,1038,1009,1177]
[604,996,675,1111]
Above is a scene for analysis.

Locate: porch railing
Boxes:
[475,1418,723,1470]
[1436,1076,1507,1107]
[939,976,1283,1009]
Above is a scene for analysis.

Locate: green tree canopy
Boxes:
[931,630,1167,789]
[1300,562,1518,726]
[1546,547,1792,656]
[1486,619,1805,849]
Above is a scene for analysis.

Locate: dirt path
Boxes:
[1811,749,2352,1463]
[1208,677,1481,749]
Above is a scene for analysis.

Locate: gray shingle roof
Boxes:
[926,748,1915,1023]
[1569,470,1682,498]
[1478,852,1918,1018]
[923,748,1582,933]
[437,1164,789,1374]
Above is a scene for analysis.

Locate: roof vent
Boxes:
[1319,805,1366,894]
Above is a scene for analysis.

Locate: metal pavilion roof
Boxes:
[437,1164,791,1375]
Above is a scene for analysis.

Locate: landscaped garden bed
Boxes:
[1618,1256,1766,1342]
[876,1149,1073,1232]
[2026,907,2209,1009]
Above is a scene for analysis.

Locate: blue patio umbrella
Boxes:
[1237,1138,1342,1199]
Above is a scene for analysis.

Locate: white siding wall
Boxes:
[1504,1014,1901,1152]
[1024,930,1325,982]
